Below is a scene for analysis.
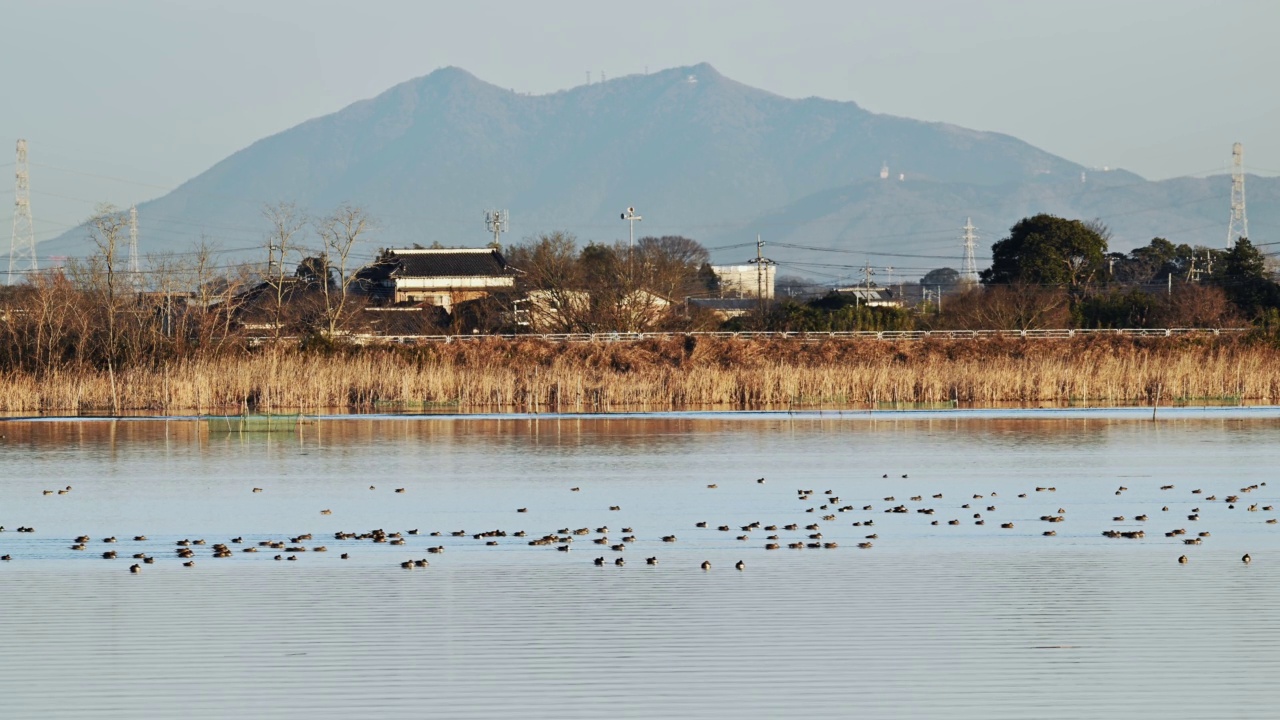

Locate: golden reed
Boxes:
[1,335,1277,414]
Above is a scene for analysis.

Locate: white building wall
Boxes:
[712,264,775,299]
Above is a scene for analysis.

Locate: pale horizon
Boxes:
[2,0,1276,247]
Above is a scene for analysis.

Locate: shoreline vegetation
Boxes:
[2,335,1278,416]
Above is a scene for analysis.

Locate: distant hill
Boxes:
[40,63,1277,283]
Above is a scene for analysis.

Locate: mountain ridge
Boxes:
[40,63,1274,278]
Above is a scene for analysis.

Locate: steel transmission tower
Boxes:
[961,217,979,284]
[1227,142,1248,247]
[8,139,37,285]
[485,209,508,247]
[128,205,140,276]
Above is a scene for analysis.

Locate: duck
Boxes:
[252,487,263,493]
[735,560,745,570]
[701,561,712,570]
[707,484,718,489]
[570,487,581,492]
[340,553,350,560]
[102,551,117,559]
[1178,555,1189,564]
[1243,553,1253,564]
[615,558,625,566]
[594,557,605,566]
[646,557,658,565]
[395,488,406,494]
[129,564,141,574]
[661,535,677,543]
[183,560,196,567]
[320,509,333,515]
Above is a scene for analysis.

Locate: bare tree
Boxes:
[507,232,587,332]
[314,203,374,336]
[262,202,307,339]
[86,204,131,412]
[943,284,1071,331]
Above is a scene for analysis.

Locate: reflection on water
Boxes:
[1,413,1279,718]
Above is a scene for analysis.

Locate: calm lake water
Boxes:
[2,410,1279,719]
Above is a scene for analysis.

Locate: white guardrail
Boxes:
[249,328,1250,345]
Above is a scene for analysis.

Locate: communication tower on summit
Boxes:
[961,218,979,284]
[1227,142,1248,247]
[8,139,37,285]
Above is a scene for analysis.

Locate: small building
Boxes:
[355,248,517,312]
[711,264,775,299]
[523,288,673,333]
[833,286,902,308]
[688,297,759,320]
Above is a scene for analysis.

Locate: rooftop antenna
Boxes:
[1227,142,1248,247]
[8,139,37,285]
[484,209,508,247]
[961,217,979,284]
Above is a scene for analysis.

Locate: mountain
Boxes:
[41,63,1278,281]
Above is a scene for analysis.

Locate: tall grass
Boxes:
[2,335,1279,414]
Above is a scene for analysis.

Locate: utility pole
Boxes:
[8,139,37,285]
[1227,142,1248,247]
[961,217,979,285]
[485,209,508,248]
[747,234,775,318]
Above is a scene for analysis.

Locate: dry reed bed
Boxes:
[1,335,1278,414]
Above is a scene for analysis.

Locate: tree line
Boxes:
[1,206,1278,377]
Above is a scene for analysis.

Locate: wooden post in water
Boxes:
[1152,383,1162,421]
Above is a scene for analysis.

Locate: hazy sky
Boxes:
[2,0,1277,246]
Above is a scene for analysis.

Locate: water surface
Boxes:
[1,413,1278,718]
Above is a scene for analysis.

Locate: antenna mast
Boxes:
[961,217,979,284]
[1227,142,1248,247]
[8,139,37,285]
[485,209,508,247]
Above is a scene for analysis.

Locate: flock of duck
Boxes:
[2,476,1269,573]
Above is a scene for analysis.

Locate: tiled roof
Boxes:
[388,249,513,278]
